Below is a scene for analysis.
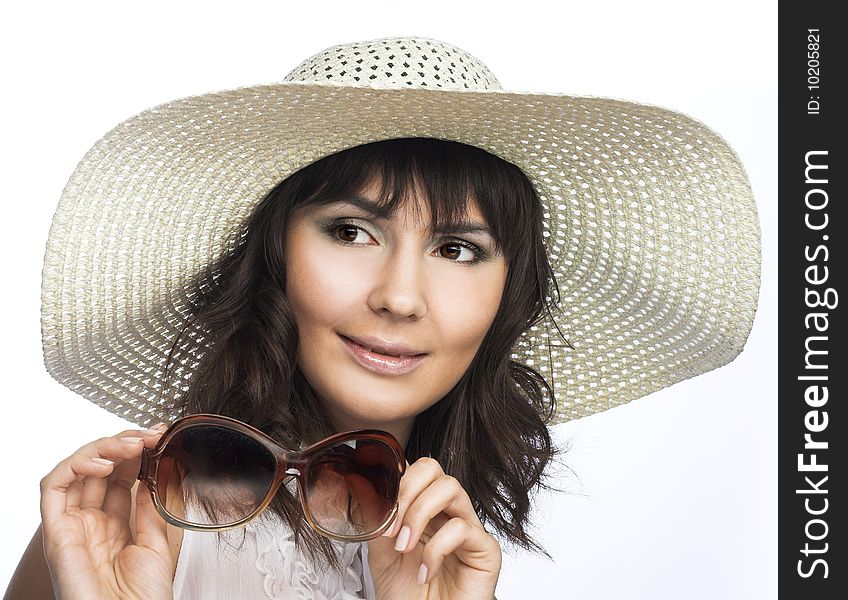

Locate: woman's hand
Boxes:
[366,457,502,600]
[40,426,175,600]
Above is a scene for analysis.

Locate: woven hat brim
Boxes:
[41,81,761,426]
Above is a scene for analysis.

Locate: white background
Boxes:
[1,1,776,597]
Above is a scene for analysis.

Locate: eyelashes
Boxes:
[320,219,489,266]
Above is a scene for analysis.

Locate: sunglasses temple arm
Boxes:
[137,448,151,483]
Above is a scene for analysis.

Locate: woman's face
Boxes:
[285,179,508,445]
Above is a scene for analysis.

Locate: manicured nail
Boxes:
[121,437,142,444]
[417,563,428,585]
[394,525,411,552]
[91,457,114,466]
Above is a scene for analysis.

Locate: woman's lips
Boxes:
[339,335,427,376]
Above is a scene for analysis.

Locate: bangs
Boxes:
[288,138,542,261]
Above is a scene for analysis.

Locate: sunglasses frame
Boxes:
[137,413,406,542]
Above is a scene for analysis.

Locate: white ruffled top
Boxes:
[172,511,377,599]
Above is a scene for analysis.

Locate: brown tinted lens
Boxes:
[304,438,399,537]
[157,425,277,527]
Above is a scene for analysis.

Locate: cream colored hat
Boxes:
[41,36,760,427]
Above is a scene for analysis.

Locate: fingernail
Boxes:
[417,563,428,585]
[394,525,411,552]
[141,428,164,435]
[151,422,168,430]
[121,437,143,444]
[91,457,114,466]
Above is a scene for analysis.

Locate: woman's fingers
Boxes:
[101,430,164,520]
[366,455,501,597]
[78,476,109,510]
[64,477,85,510]
[418,517,501,584]
[133,472,171,557]
[382,457,438,538]
[73,429,159,459]
[78,431,163,512]
[382,457,482,546]
[40,453,116,527]
[76,436,141,510]
[41,429,164,526]
[389,473,482,553]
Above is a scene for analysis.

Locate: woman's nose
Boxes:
[367,247,428,320]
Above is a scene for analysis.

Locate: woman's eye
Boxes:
[326,221,486,265]
[438,243,477,263]
[334,224,372,244]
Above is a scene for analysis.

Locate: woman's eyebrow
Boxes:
[327,195,495,237]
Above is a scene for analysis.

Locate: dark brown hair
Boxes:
[161,137,567,573]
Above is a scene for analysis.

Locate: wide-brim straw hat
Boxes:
[41,36,760,427]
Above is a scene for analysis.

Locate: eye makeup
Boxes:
[319,217,491,266]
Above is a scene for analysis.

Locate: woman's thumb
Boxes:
[134,484,171,556]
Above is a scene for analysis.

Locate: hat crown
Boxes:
[283,36,503,92]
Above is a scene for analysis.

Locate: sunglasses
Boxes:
[137,414,406,542]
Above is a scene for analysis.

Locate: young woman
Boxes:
[8,36,760,599]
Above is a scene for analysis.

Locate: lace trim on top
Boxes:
[248,512,367,599]
[173,509,376,600]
